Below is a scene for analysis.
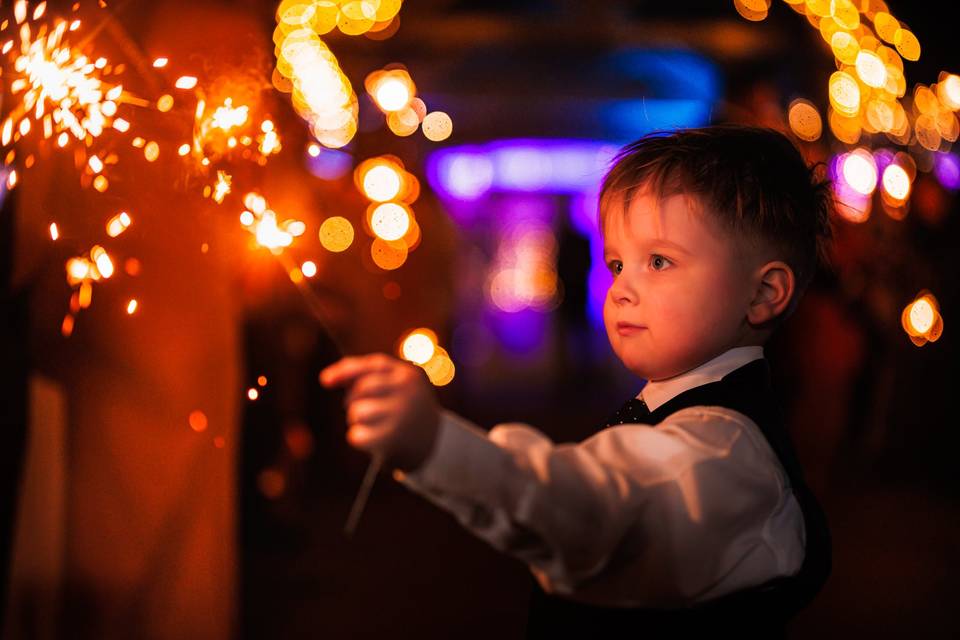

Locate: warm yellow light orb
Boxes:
[829,71,861,116]
[787,99,822,141]
[301,260,317,278]
[375,77,411,112]
[882,164,911,201]
[909,298,935,335]
[422,349,455,387]
[893,28,920,62]
[370,237,408,270]
[319,216,355,252]
[855,50,888,88]
[422,111,453,142]
[940,74,960,110]
[830,31,860,65]
[401,332,436,365]
[842,150,878,195]
[363,164,403,202]
[371,203,410,241]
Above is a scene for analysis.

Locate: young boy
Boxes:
[321,125,833,636]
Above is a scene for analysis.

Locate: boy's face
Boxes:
[602,189,758,381]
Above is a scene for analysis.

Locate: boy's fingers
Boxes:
[347,424,381,449]
[320,354,395,388]
[343,373,395,407]
[346,398,390,427]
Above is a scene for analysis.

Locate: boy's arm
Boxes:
[395,409,641,591]
[320,354,800,601]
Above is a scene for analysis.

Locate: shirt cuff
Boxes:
[395,409,509,499]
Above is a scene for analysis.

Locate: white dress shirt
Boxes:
[398,346,805,607]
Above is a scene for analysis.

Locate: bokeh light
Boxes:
[189,410,208,432]
[370,237,408,270]
[422,111,453,142]
[400,329,437,365]
[882,163,911,201]
[365,68,415,113]
[362,162,403,202]
[901,292,944,346]
[370,202,411,241]
[319,215,355,252]
[788,99,822,141]
[829,71,861,116]
[841,149,878,195]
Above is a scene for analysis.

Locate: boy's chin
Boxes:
[620,354,689,382]
[619,355,658,381]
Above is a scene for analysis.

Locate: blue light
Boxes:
[606,48,722,103]
[599,99,713,141]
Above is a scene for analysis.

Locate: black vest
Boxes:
[526,359,832,638]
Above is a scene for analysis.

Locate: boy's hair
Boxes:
[599,124,834,318]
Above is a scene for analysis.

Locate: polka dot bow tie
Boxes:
[604,397,654,427]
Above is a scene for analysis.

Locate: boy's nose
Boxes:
[609,276,637,305]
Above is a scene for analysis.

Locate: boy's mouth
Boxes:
[616,322,646,335]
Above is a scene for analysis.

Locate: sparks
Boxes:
[212,170,231,203]
[240,192,303,251]
[210,98,249,131]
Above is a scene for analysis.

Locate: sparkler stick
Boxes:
[344,452,383,538]
[273,250,382,538]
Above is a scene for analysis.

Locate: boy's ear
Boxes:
[747,261,795,326]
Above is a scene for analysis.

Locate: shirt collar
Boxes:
[639,346,765,412]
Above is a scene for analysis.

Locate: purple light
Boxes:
[487,308,548,355]
[427,139,619,201]
[570,191,609,330]
[873,148,895,175]
[305,147,352,180]
[934,152,960,190]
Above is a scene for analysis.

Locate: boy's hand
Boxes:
[319,354,440,472]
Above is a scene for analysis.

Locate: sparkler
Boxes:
[3,0,453,538]
[238,188,381,536]
[1,2,138,182]
[187,95,282,172]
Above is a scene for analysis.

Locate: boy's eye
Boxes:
[649,254,672,271]
[607,260,623,276]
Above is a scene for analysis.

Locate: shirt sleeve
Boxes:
[398,407,802,603]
